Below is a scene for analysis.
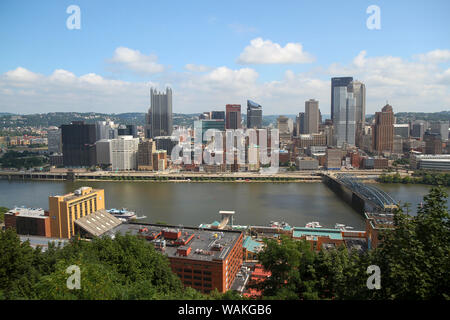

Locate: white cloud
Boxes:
[185,64,211,72]
[1,49,449,115]
[416,49,450,64]
[109,47,164,74]
[5,67,41,82]
[237,38,315,64]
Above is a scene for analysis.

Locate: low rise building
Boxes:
[295,157,319,170]
[410,154,450,170]
[292,227,344,251]
[365,212,394,249]
[4,207,51,237]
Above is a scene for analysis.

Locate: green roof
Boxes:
[243,236,264,253]
[292,227,343,240]
[211,221,220,227]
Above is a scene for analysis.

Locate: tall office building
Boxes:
[61,121,97,167]
[333,87,356,147]
[372,104,395,154]
[211,111,225,120]
[424,132,443,154]
[411,121,426,140]
[145,87,173,138]
[49,187,105,239]
[304,99,319,134]
[296,112,305,136]
[331,77,353,122]
[137,139,156,171]
[111,136,139,171]
[47,128,62,154]
[347,81,366,125]
[118,124,138,138]
[247,100,263,129]
[96,121,117,141]
[430,121,449,142]
[277,116,291,143]
[226,104,242,129]
[95,139,112,167]
[347,81,366,147]
[194,119,226,144]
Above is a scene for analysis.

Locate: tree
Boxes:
[371,186,450,299]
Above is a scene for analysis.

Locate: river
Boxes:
[1,180,448,230]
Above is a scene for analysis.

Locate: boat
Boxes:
[107,208,137,221]
[335,223,354,231]
[270,221,291,229]
[305,221,322,228]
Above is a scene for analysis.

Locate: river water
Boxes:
[1,180,448,230]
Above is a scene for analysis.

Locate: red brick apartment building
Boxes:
[111,223,244,293]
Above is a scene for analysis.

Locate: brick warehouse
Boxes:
[107,223,244,293]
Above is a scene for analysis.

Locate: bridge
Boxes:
[323,173,398,213]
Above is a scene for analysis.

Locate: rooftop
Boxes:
[292,227,343,240]
[6,207,47,219]
[107,222,242,262]
[74,209,122,237]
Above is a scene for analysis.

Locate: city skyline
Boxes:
[0,1,449,115]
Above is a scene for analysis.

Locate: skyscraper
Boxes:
[331,77,353,122]
[226,104,242,129]
[372,104,395,154]
[247,100,262,129]
[61,121,97,167]
[145,87,173,138]
[211,111,225,120]
[347,81,366,125]
[304,99,319,134]
[347,81,366,147]
[333,88,356,147]
[296,112,305,136]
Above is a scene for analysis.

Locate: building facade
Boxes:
[331,77,353,122]
[111,136,139,171]
[49,187,105,239]
[145,87,173,138]
[372,104,394,154]
[225,104,242,130]
[61,121,97,167]
[305,99,319,134]
[246,100,262,129]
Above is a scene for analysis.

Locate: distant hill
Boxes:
[1,111,448,129]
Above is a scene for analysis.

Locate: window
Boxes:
[183,268,191,273]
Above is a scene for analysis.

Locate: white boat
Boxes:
[305,221,322,228]
[107,208,137,221]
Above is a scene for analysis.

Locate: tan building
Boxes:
[138,139,156,170]
[373,104,394,154]
[49,187,105,239]
[305,99,319,134]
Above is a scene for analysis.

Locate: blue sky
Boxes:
[0,0,449,115]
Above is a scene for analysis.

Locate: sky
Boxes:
[0,0,449,115]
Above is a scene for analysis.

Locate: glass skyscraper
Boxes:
[246,100,262,129]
